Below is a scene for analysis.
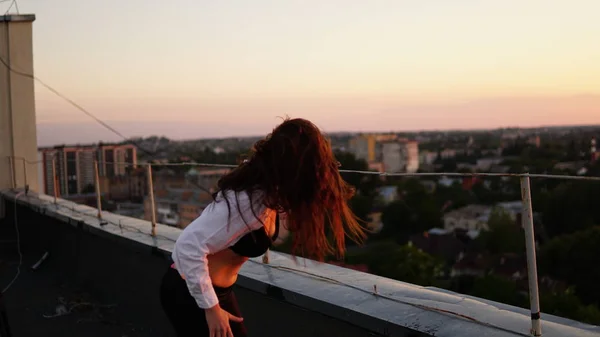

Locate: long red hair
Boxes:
[216,117,366,260]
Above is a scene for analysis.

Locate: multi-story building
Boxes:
[443,205,492,232]
[97,144,137,177]
[367,161,385,173]
[145,187,212,228]
[348,134,396,162]
[349,134,419,173]
[348,135,373,162]
[39,143,137,197]
[440,148,457,159]
[419,150,438,165]
[380,140,419,173]
[186,167,231,196]
[527,135,541,148]
[99,166,147,203]
[475,157,505,171]
[592,137,599,162]
[142,168,230,228]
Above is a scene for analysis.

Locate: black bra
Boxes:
[229,213,280,258]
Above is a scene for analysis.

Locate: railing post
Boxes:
[147,164,156,237]
[51,156,57,204]
[22,158,28,190]
[8,156,16,189]
[94,160,102,219]
[520,175,542,336]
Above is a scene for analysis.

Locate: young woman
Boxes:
[159,118,366,337]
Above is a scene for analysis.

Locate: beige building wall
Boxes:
[0,14,39,192]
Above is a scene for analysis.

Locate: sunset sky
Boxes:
[3,0,600,145]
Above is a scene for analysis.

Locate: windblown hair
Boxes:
[216,117,366,260]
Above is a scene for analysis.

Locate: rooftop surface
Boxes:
[1,245,148,337]
[1,188,599,337]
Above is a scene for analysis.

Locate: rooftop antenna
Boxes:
[3,0,19,15]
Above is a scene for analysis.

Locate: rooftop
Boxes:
[0,14,36,22]
[443,204,492,220]
[2,189,598,337]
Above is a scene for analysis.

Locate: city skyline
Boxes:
[4,1,600,145]
[37,94,600,146]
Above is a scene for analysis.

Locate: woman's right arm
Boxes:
[173,221,244,337]
[171,191,266,334]
[172,221,219,309]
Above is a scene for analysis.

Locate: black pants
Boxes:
[0,292,12,337]
[160,266,248,337]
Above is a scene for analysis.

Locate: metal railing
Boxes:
[6,155,600,336]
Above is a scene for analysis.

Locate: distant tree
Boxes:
[501,142,527,157]
[378,179,443,243]
[334,151,379,196]
[346,241,443,286]
[469,275,528,308]
[440,160,458,172]
[434,150,442,163]
[539,226,600,306]
[476,134,501,150]
[475,208,524,255]
[379,200,414,243]
[530,188,552,215]
[191,148,246,165]
[349,194,373,223]
[471,182,507,205]
[434,184,474,211]
[587,161,600,176]
[542,182,600,238]
[541,288,600,325]
[565,139,580,161]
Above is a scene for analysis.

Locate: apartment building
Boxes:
[145,187,212,228]
[380,140,419,173]
[39,143,137,197]
[99,166,147,203]
[348,133,397,162]
[186,167,231,195]
[349,134,419,173]
[443,204,492,232]
[141,167,230,228]
[419,150,438,165]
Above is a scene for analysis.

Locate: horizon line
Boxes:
[37,122,600,147]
